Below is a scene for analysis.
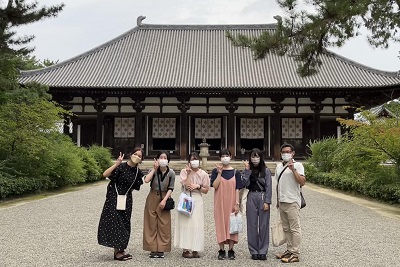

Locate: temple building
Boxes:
[19,16,400,160]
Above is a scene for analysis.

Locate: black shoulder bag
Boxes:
[157,170,175,210]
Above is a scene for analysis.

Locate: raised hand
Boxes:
[215,163,223,174]
[153,158,159,170]
[185,164,192,174]
[243,160,250,170]
[116,152,124,165]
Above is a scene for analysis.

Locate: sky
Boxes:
[11,0,400,72]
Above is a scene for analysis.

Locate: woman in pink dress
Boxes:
[210,148,243,260]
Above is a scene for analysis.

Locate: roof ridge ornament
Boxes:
[137,15,146,26]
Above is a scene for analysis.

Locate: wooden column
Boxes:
[225,97,238,159]
[178,97,190,160]
[133,97,145,148]
[311,99,323,140]
[93,97,106,146]
[271,98,284,161]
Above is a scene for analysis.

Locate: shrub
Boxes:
[77,148,102,182]
[88,145,112,172]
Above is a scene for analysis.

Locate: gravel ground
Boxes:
[1,176,400,267]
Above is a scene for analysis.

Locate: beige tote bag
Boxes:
[271,209,286,247]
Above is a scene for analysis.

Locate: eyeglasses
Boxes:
[281,151,292,153]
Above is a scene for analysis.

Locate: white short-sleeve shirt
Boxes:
[275,160,305,207]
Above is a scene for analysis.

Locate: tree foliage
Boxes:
[227,0,400,76]
[0,0,64,56]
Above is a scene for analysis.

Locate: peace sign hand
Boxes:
[243,160,250,170]
[116,152,124,165]
[215,163,223,174]
[185,164,192,174]
[153,158,159,170]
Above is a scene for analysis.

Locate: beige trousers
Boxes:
[143,191,172,252]
[279,202,301,256]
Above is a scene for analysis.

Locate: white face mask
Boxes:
[221,156,231,165]
[251,157,260,164]
[158,159,168,167]
[281,153,292,162]
[131,154,141,164]
[190,160,200,169]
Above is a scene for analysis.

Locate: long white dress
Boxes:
[174,168,210,251]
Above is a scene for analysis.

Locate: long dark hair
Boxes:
[248,148,266,171]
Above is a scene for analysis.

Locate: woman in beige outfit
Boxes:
[174,152,210,258]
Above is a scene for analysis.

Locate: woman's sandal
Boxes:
[281,254,299,263]
[114,250,132,261]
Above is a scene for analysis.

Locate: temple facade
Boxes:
[19,17,400,160]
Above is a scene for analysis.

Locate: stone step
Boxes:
[138,160,277,175]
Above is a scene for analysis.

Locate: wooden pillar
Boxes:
[133,97,145,148]
[311,100,323,140]
[178,97,190,160]
[271,98,284,161]
[225,97,238,159]
[93,97,106,146]
[313,113,321,140]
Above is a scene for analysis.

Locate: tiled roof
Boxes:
[19,22,400,89]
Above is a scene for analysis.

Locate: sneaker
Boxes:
[281,254,299,263]
[258,254,267,260]
[228,249,235,260]
[157,252,165,258]
[275,250,291,259]
[218,249,226,260]
[192,251,200,258]
[149,252,158,258]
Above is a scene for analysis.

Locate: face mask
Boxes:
[131,154,141,164]
[251,157,260,164]
[221,156,231,165]
[282,153,292,162]
[190,160,200,169]
[158,159,168,167]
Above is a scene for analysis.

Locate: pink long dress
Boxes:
[214,172,238,244]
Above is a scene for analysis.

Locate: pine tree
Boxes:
[227,0,400,76]
[0,0,64,56]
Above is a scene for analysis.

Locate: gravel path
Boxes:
[1,176,399,267]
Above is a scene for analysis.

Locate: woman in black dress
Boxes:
[98,147,144,261]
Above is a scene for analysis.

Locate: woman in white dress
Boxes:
[174,152,210,258]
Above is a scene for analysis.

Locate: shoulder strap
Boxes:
[115,167,139,195]
[157,172,163,201]
[276,164,288,203]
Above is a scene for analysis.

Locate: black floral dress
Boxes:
[98,162,143,249]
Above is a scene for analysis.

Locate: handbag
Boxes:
[229,213,243,234]
[271,210,286,247]
[157,171,175,210]
[177,190,195,217]
[300,191,306,209]
[164,197,175,210]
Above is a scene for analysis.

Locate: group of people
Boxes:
[97,143,306,264]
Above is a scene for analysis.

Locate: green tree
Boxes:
[338,111,400,178]
[227,0,400,76]
[0,0,64,56]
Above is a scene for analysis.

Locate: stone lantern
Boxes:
[198,138,210,170]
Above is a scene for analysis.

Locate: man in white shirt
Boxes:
[275,143,306,263]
